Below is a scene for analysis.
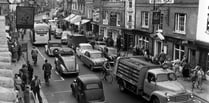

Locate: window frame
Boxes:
[174,13,186,34]
[129,0,132,8]
[157,14,164,30]
[141,11,149,28]
[128,15,132,22]
[173,44,185,60]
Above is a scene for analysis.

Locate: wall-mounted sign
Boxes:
[152,11,161,24]
[16,6,35,29]
[149,0,174,4]
[92,8,100,22]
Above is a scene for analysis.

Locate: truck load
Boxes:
[114,56,194,103]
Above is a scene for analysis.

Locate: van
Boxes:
[67,34,88,49]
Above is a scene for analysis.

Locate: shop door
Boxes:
[199,49,208,72]
[188,49,196,67]
[155,40,162,55]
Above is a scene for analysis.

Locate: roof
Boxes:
[79,43,91,46]
[78,74,101,84]
[149,68,174,75]
[87,50,102,54]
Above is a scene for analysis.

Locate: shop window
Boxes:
[141,11,149,28]
[138,36,149,49]
[174,13,186,34]
[174,44,185,60]
[129,15,132,22]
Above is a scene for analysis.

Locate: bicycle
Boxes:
[100,61,114,83]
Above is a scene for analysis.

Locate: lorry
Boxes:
[114,56,194,103]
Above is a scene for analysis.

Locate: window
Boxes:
[142,11,149,28]
[174,44,185,60]
[137,36,149,49]
[117,13,121,26]
[129,0,132,8]
[128,15,132,22]
[175,13,186,34]
[157,14,163,30]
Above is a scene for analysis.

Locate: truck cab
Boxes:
[114,56,194,103]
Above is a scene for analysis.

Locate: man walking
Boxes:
[31,75,42,103]
[158,50,166,65]
[27,61,34,83]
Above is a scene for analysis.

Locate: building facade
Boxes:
[135,0,209,73]
[99,0,125,45]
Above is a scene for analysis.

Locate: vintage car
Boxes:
[45,40,62,56]
[0,86,17,102]
[71,74,106,103]
[76,43,93,57]
[80,50,107,71]
[94,41,106,50]
[55,47,79,76]
[54,28,62,39]
[61,31,72,44]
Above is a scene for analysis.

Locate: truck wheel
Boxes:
[151,97,160,103]
[119,84,125,92]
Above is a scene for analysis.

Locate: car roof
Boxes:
[79,43,91,46]
[95,41,105,43]
[48,40,61,44]
[78,74,101,84]
[149,68,174,75]
[63,31,71,34]
[87,50,102,54]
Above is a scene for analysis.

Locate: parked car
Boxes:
[76,43,93,57]
[45,40,62,56]
[55,47,79,76]
[94,41,106,50]
[80,50,107,71]
[54,28,62,39]
[61,31,72,44]
[71,74,106,103]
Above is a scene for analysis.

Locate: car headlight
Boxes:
[190,93,194,98]
[165,92,171,102]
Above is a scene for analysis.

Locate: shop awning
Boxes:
[74,19,91,25]
[70,15,81,24]
[64,14,76,22]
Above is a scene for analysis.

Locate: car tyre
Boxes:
[151,97,160,103]
[119,83,125,92]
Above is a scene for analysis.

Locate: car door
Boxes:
[143,72,157,96]
[82,52,89,66]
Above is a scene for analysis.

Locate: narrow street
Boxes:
[24,16,145,103]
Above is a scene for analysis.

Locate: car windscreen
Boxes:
[156,73,177,82]
[91,53,102,59]
[49,43,61,47]
[97,42,106,45]
[81,45,92,50]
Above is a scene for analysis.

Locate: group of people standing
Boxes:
[14,61,42,103]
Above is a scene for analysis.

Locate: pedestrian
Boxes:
[116,36,121,53]
[17,43,22,61]
[27,61,34,83]
[31,75,42,103]
[42,59,52,83]
[196,67,204,90]
[191,64,200,90]
[20,64,29,86]
[158,50,166,65]
[182,61,190,80]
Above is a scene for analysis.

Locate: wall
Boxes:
[196,0,209,43]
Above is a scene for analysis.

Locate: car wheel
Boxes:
[119,82,125,92]
[151,97,160,103]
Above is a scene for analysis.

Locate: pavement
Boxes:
[0,15,48,103]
